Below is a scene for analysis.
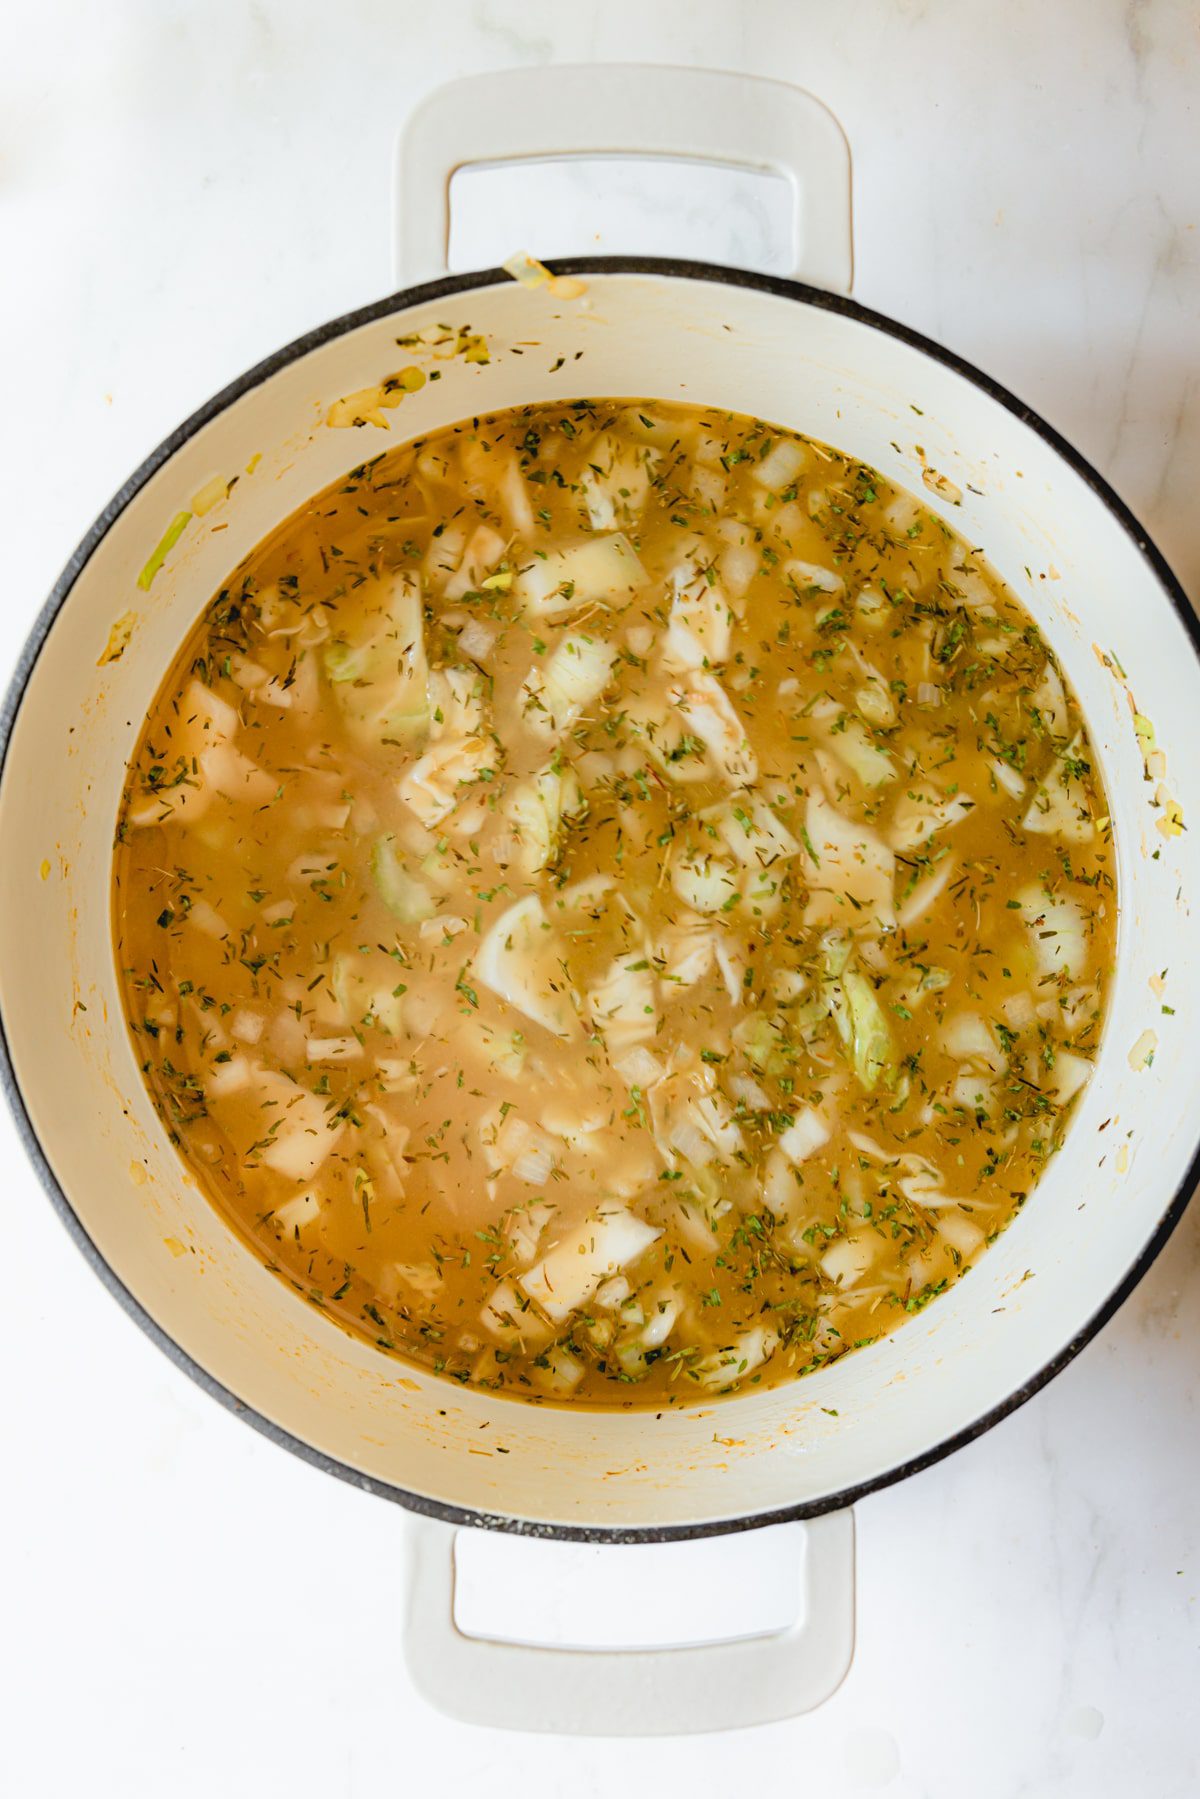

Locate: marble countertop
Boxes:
[1,1,1198,1792]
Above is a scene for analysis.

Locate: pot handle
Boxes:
[402,1508,855,1736]
[393,65,852,292]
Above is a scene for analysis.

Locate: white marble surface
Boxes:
[2,0,1199,1791]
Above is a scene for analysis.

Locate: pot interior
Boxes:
[2,266,1196,1534]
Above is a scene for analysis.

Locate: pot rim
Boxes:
[1,254,1197,1543]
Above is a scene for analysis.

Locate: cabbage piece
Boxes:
[694,1324,779,1389]
[624,687,710,784]
[1030,660,1069,737]
[651,1070,744,1168]
[1014,884,1089,980]
[587,953,658,1052]
[480,1278,555,1348]
[503,761,586,875]
[324,578,429,745]
[787,558,845,601]
[662,571,734,672]
[988,756,1026,800]
[658,918,718,987]
[940,1012,1001,1065]
[427,664,486,738]
[826,718,895,788]
[1048,1048,1093,1107]
[733,1012,790,1077]
[474,895,578,1038]
[777,1106,830,1163]
[399,734,497,827]
[514,533,646,618]
[250,1068,345,1181]
[196,741,277,807]
[671,851,739,914]
[332,952,404,1035]
[639,1289,682,1349]
[896,854,957,929]
[803,790,896,933]
[752,438,806,490]
[841,968,893,1092]
[1022,736,1095,843]
[937,1212,986,1259]
[273,1190,322,1236]
[578,434,657,530]
[517,1206,662,1323]
[521,632,616,738]
[820,1233,876,1288]
[443,522,506,601]
[125,681,246,827]
[497,453,535,537]
[669,673,757,787]
[533,1345,587,1394]
[371,835,437,924]
[889,784,975,852]
[709,792,800,868]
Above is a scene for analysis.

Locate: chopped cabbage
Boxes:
[669,674,757,787]
[587,953,658,1052]
[514,533,646,617]
[752,438,806,490]
[662,571,734,671]
[371,835,437,924]
[474,895,578,1038]
[1022,737,1095,843]
[826,718,895,788]
[709,792,800,867]
[842,968,893,1091]
[671,851,739,914]
[522,633,616,738]
[1014,883,1089,980]
[324,578,429,745]
[694,1324,778,1388]
[503,761,586,875]
[518,1206,662,1323]
[889,785,976,852]
[579,433,657,529]
[820,1233,876,1288]
[399,734,497,828]
[778,1107,830,1163]
[803,790,896,933]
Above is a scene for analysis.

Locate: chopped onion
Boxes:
[457,618,497,663]
[727,1072,771,1112]
[512,1141,556,1186]
[274,1190,321,1234]
[752,438,806,491]
[614,1046,665,1089]
[305,1036,363,1063]
[230,1009,264,1044]
[778,1107,830,1164]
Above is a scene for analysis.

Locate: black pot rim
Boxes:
[2,254,1197,1544]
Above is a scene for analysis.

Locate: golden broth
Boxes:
[114,399,1115,1406]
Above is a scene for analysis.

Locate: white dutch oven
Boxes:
[2,69,1198,1735]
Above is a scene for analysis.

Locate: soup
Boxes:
[113,399,1114,1406]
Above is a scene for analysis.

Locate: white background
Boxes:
[2,2,1199,1793]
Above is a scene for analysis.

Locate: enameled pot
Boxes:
[2,68,1196,1733]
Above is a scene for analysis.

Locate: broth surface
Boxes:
[114,400,1115,1405]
